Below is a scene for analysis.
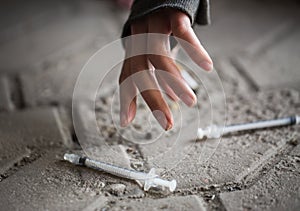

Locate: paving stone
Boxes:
[196,0,300,58]
[0,147,141,210]
[17,11,127,108]
[233,26,300,92]
[19,42,97,107]
[139,90,300,189]
[110,195,207,211]
[73,101,122,164]
[0,75,14,111]
[0,0,125,72]
[0,150,112,211]
[0,108,72,174]
[1,0,128,108]
[220,155,300,211]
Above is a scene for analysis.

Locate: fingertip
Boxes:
[199,61,213,71]
[165,119,173,131]
[152,110,173,131]
[180,94,197,107]
[120,112,129,127]
[127,101,136,124]
[120,100,136,127]
[165,112,174,131]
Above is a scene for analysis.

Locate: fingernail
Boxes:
[152,110,172,131]
[199,61,213,71]
[121,102,136,127]
[128,103,136,123]
[180,94,196,107]
[120,112,129,127]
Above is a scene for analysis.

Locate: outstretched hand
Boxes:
[119,8,213,130]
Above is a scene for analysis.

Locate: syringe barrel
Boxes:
[84,158,147,180]
[224,116,297,134]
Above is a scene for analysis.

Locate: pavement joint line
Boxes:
[230,57,260,92]
[238,139,297,186]
[0,75,14,111]
[99,180,243,211]
[173,181,243,195]
[163,140,299,197]
[53,107,74,148]
[131,144,149,171]
[0,147,32,176]
[219,144,300,210]
[0,148,41,182]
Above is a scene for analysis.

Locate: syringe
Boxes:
[198,115,300,139]
[64,153,176,192]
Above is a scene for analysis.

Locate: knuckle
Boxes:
[172,16,190,35]
[131,59,149,72]
[148,54,166,64]
[147,54,158,62]
[131,64,147,73]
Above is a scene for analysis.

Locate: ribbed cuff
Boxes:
[121,0,209,38]
[195,0,210,25]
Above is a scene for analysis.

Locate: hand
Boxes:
[119,8,213,130]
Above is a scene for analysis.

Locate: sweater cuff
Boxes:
[195,0,210,25]
[121,0,210,38]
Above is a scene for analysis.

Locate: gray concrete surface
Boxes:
[0,108,72,176]
[0,0,299,210]
[111,195,208,211]
[220,155,300,211]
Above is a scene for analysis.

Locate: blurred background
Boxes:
[0,0,299,112]
[0,1,300,210]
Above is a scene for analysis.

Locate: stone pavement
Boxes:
[0,0,299,210]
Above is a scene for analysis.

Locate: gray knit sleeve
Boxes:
[121,0,210,38]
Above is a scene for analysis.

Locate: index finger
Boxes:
[170,11,213,71]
